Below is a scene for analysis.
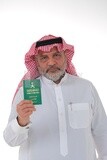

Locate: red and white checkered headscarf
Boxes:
[13,34,77,100]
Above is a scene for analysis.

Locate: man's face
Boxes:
[35,47,67,83]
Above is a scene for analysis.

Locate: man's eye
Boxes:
[55,54,59,56]
[54,53,61,57]
[40,56,48,61]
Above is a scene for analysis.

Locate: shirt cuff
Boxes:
[10,118,32,134]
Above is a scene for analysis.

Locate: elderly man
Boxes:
[3,35,107,160]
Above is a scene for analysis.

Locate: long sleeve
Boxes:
[91,83,107,160]
[3,87,31,147]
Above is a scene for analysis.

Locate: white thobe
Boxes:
[3,73,107,160]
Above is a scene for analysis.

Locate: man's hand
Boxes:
[16,100,36,126]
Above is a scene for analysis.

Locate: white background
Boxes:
[0,0,107,159]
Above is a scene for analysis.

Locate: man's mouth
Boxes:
[47,67,60,73]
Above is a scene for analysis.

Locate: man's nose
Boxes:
[48,58,56,66]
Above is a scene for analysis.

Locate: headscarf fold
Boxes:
[13,34,77,101]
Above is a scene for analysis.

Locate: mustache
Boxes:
[46,66,61,73]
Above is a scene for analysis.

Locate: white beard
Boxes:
[44,70,65,82]
[38,64,66,82]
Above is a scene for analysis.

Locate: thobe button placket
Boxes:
[54,85,68,157]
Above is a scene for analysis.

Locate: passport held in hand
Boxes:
[23,79,42,105]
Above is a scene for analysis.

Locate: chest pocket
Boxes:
[68,103,92,129]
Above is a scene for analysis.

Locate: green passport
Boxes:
[23,79,42,105]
